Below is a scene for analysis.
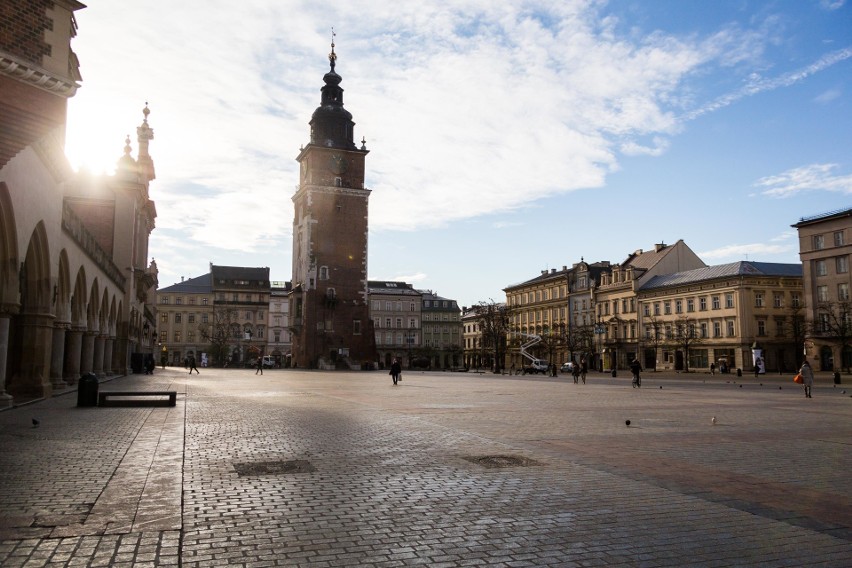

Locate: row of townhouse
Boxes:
[495,240,807,374]
[484,205,852,376]
[156,273,463,369]
[369,281,463,370]
[155,265,287,367]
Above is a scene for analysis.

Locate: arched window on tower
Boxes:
[319,266,329,280]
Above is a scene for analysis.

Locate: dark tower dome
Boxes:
[309,35,357,150]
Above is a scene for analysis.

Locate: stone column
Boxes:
[103,338,114,376]
[64,327,84,385]
[81,331,96,376]
[0,314,13,408]
[50,323,68,390]
[93,335,105,377]
[7,312,54,399]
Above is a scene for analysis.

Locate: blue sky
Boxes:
[65,0,852,308]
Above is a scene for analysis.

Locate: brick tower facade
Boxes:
[289,38,376,369]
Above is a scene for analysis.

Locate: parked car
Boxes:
[560,362,574,373]
[262,355,275,368]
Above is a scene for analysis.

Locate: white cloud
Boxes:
[754,163,852,198]
[814,88,841,104]
[64,1,845,288]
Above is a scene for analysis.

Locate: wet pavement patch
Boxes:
[464,455,542,468]
[233,459,316,476]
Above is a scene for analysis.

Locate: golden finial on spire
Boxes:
[329,27,337,70]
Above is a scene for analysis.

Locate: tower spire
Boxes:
[329,27,337,71]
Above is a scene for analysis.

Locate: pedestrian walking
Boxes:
[188,355,199,374]
[256,357,263,375]
[145,355,155,375]
[572,363,580,384]
[710,362,716,375]
[630,358,642,388]
[390,358,401,385]
[580,358,587,384]
[799,360,814,398]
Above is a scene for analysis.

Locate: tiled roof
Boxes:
[367,281,420,295]
[158,273,212,294]
[640,261,802,290]
[211,265,270,281]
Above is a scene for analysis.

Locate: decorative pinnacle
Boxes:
[329,27,337,70]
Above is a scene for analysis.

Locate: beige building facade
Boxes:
[792,208,852,371]
[368,281,422,369]
[637,262,804,373]
[419,290,462,370]
[155,274,213,367]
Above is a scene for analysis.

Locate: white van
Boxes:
[262,355,275,368]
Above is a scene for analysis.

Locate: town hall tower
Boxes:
[289,38,376,368]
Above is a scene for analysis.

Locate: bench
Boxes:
[98,390,177,407]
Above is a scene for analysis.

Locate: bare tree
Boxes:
[644,315,665,371]
[670,316,704,373]
[198,305,239,367]
[814,301,852,372]
[471,300,510,373]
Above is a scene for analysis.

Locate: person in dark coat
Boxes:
[256,357,263,375]
[188,355,199,374]
[390,358,401,385]
[630,359,642,388]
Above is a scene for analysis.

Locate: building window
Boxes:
[353,320,361,335]
[813,234,825,250]
[817,285,829,302]
[319,266,329,280]
[188,331,195,342]
[773,294,783,308]
[713,322,721,337]
[834,231,845,247]
[161,313,168,323]
[643,304,650,316]
[837,256,849,274]
[755,292,764,307]
[816,260,827,276]
[757,320,766,336]
[700,322,708,338]
[396,318,402,328]
[675,300,682,314]
[712,296,720,310]
[664,301,671,315]
[188,314,195,323]
[161,297,169,304]
[725,294,734,308]
[791,293,800,308]
[202,314,208,323]
[385,317,391,328]
[727,320,735,337]
[819,313,830,332]
[160,331,166,343]
[839,283,850,301]
[174,331,181,342]
[687,299,695,312]
[189,297,196,305]
[699,297,707,311]
[202,298,208,305]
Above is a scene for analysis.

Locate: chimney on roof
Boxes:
[655,242,666,252]
[181,276,184,282]
[541,270,547,275]
[563,266,567,271]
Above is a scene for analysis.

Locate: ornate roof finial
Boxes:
[124,135,132,156]
[329,27,337,71]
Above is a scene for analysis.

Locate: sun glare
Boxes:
[65,97,137,175]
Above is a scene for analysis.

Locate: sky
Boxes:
[64,0,852,309]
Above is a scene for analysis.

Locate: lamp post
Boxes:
[594,320,605,372]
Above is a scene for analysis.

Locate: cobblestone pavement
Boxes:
[0,368,850,567]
